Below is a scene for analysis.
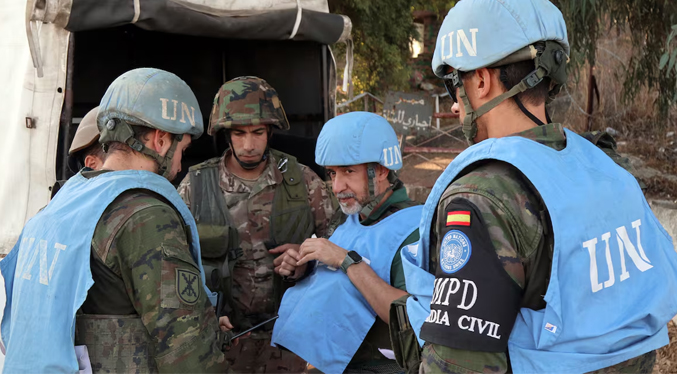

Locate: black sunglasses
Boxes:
[442,70,463,103]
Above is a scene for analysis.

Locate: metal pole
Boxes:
[435,96,440,129]
[586,64,595,131]
[58,33,75,180]
[322,45,330,123]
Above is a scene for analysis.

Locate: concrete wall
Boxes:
[650,200,677,250]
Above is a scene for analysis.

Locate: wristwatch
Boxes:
[340,251,363,273]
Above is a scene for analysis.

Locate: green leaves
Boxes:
[660,53,669,70]
[662,28,677,73]
[330,0,422,95]
[667,49,677,75]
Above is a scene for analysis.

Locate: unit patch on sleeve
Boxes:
[176,269,200,305]
[440,230,472,274]
[446,210,471,226]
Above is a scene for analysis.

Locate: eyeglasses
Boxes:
[442,70,463,103]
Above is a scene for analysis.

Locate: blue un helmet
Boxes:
[432,0,569,144]
[316,111,402,216]
[98,68,204,178]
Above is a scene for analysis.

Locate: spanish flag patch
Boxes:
[446,211,471,226]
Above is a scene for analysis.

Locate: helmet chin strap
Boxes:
[100,119,182,179]
[456,66,547,145]
[358,165,400,218]
[225,129,270,170]
[231,147,269,170]
[456,41,569,144]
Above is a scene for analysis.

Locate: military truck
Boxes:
[0,0,351,253]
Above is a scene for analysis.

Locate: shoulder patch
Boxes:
[440,230,472,274]
[176,269,200,305]
[446,210,471,226]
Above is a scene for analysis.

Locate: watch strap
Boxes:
[340,251,362,273]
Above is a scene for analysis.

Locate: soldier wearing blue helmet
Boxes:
[0,68,233,373]
[271,112,423,374]
[395,1,677,374]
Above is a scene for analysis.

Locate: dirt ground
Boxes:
[616,126,677,202]
[399,124,465,189]
[654,321,677,374]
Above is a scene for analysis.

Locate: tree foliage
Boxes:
[329,0,420,96]
[659,25,677,101]
[552,0,677,116]
[332,0,676,116]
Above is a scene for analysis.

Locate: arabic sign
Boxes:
[382,91,434,137]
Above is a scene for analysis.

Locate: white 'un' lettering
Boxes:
[583,219,652,293]
[17,237,67,286]
[440,29,478,59]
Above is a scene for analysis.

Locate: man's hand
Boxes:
[219,316,234,332]
[297,238,348,268]
[218,316,249,348]
[270,244,307,279]
[269,243,299,256]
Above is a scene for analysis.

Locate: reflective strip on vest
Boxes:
[272,206,423,374]
[0,170,213,373]
[403,129,677,373]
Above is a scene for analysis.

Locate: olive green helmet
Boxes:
[208,76,290,135]
[69,107,100,155]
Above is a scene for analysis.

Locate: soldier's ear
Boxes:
[375,164,390,182]
[83,154,103,170]
[152,130,173,156]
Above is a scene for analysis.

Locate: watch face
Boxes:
[348,251,362,262]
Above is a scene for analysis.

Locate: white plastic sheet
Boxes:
[0,0,68,253]
[175,0,329,16]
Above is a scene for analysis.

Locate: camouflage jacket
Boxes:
[177,149,335,320]
[422,123,654,374]
[79,171,228,373]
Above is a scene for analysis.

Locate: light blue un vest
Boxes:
[402,129,677,373]
[0,170,214,373]
[272,205,423,374]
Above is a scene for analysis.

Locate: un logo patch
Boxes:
[176,269,200,305]
[440,230,472,274]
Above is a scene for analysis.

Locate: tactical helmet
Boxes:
[69,106,100,155]
[432,0,569,144]
[316,112,402,171]
[208,76,290,135]
[68,107,102,173]
[316,112,403,217]
[98,68,204,178]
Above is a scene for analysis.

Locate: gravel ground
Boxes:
[654,321,677,374]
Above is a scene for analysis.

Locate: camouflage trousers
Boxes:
[225,330,307,373]
[420,343,656,374]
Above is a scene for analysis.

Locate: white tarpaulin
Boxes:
[0,0,69,253]
[175,0,329,16]
[0,0,348,254]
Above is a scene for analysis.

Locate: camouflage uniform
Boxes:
[420,123,655,374]
[78,170,228,373]
[177,150,335,373]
